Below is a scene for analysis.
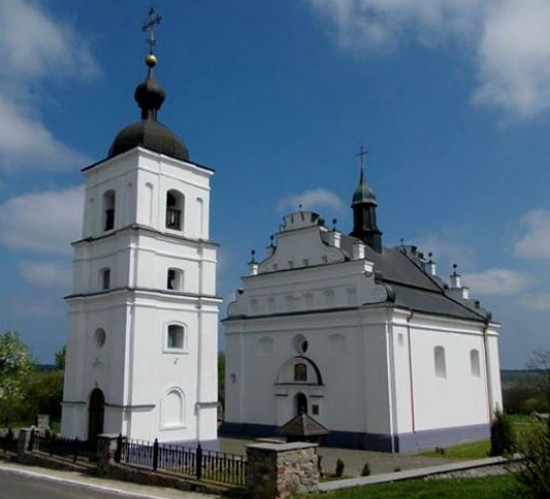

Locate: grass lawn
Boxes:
[308,474,520,498]
[417,414,539,460]
[417,439,490,460]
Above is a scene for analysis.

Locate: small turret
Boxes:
[349,151,383,252]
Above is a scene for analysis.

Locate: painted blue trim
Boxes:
[220,422,490,453]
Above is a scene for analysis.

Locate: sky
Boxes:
[1,0,550,368]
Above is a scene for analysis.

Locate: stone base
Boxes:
[221,422,491,452]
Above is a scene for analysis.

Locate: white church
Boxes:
[223,168,503,452]
[60,47,220,444]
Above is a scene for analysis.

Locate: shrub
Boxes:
[490,411,515,456]
[515,421,550,498]
[361,463,371,476]
[334,458,345,477]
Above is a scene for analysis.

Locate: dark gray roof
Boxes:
[277,413,329,437]
[108,119,189,161]
[329,232,492,323]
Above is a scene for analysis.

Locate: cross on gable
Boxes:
[142,7,162,53]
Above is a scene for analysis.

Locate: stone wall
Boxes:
[246,441,320,499]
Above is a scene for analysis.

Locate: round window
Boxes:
[292,334,308,354]
[95,328,106,347]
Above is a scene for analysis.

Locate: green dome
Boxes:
[351,168,377,205]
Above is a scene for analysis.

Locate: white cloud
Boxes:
[473,1,550,116]
[462,268,532,296]
[0,0,98,170]
[520,293,550,311]
[0,185,83,255]
[18,260,71,289]
[515,209,550,259]
[307,0,550,117]
[10,296,62,317]
[0,97,90,170]
[278,188,346,214]
[414,233,475,269]
[0,0,99,80]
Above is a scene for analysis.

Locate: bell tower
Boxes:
[61,10,220,444]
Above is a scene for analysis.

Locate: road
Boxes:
[0,468,150,498]
[0,465,220,499]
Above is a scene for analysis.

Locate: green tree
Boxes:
[527,349,550,413]
[0,331,34,425]
[20,370,64,422]
[55,345,66,370]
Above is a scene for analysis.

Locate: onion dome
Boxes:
[108,53,189,161]
[352,167,377,206]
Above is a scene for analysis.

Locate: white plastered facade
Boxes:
[61,147,220,443]
[224,211,502,452]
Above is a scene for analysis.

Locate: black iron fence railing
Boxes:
[0,429,17,455]
[29,429,97,463]
[118,436,247,487]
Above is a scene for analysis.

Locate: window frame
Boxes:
[164,323,187,353]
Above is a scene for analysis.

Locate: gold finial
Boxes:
[145,53,157,68]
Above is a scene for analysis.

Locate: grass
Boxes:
[308,474,519,498]
[417,439,490,460]
[417,414,540,460]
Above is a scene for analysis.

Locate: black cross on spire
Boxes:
[356,146,369,170]
[142,7,162,54]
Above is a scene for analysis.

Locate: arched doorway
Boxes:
[88,388,105,442]
[295,392,308,415]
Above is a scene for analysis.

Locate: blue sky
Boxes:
[1,0,550,368]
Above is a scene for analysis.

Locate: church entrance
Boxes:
[295,392,308,415]
[88,388,105,442]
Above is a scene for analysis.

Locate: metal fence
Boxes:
[0,429,17,455]
[118,436,247,487]
[29,429,97,463]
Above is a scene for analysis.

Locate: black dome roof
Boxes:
[108,119,189,161]
[108,57,189,161]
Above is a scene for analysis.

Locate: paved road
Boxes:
[0,469,136,498]
[0,466,216,499]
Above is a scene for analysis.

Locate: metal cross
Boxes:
[356,146,369,169]
[142,7,162,53]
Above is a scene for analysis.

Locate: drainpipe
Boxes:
[407,311,416,437]
[385,309,396,454]
[482,320,494,422]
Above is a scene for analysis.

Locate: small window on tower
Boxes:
[167,325,185,350]
[167,268,183,290]
[100,268,111,290]
[166,190,184,230]
[103,190,116,231]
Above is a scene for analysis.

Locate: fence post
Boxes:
[73,437,79,463]
[153,438,159,471]
[196,443,203,481]
[49,434,55,456]
[28,428,35,452]
[114,433,122,463]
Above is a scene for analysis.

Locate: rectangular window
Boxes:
[312,405,319,416]
[101,268,111,290]
[167,325,184,350]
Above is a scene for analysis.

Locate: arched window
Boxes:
[103,190,116,231]
[167,268,183,290]
[100,268,111,290]
[165,190,184,230]
[94,328,106,347]
[294,362,307,382]
[434,346,447,378]
[470,349,481,378]
[167,324,185,350]
[161,388,185,428]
